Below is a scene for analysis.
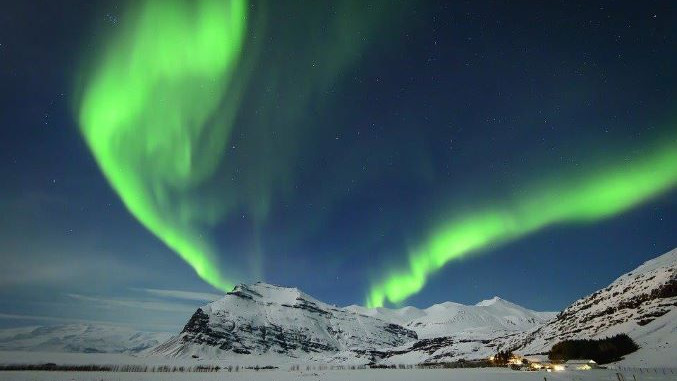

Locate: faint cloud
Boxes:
[0,312,125,326]
[66,294,196,313]
[0,313,179,332]
[138,288,222,302]
[0,253,146,288]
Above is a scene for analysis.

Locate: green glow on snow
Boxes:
[78,0,247,291]
[367,138,677,307]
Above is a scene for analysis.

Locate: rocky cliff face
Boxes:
[507,248,677,357]
[152,283,417,359]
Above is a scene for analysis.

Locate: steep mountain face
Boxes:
[508,248,677,358]
[0,324,171,354]
[153,283,417,359]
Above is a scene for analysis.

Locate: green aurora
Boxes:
[367,138,677,307]
[78,0,247,291]
[77,0,406,291]
[75,0,676,304]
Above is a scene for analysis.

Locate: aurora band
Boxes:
[78,0,247,291]
[367,138,677,307]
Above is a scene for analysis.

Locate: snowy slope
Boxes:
[345,305,426,326]
[337,299,556,365]
[614,308,676,368]
[508,248,676,365]
[153,283,417,360]
[0,324,172,354]
[348,297,555,339]
[371,298,556,364]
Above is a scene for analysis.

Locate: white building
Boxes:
[524,355,551,370]
[563,359,598,370]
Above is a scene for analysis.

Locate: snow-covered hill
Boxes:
[336,299,551,364]
[152,283,417,360]
[338,298,555,364]
[508,248,677,366]
[349,297,555,340]
[0,324,172,354]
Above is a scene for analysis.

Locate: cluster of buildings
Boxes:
[490,354,599,371]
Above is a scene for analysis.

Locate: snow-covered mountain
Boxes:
[152,282,554,364]
[10,247,671,366]
[152,283,417,360]
[162,247,674,365]
[0,324,172,354]
[507,247,677,366]
[339,248,676,366]
[348,297,555,340]
[341,298,554,365]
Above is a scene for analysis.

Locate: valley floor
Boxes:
[0,368,674,381]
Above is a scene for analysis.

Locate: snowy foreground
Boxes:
[0,351,674,381]
[0,368,674,381]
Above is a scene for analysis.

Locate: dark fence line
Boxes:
[288,360,501,371]
[614,366,677,375]
[614,366,676,377]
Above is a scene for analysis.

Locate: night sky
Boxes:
[1,1,675,331]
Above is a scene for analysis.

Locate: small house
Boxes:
[564,359,598,370]
[524,355,550,370]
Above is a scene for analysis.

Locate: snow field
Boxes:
[0,368,674,381]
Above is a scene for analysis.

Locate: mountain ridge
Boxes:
[1,247,673,367]
[152,282,553,363]
[152,282,418,360]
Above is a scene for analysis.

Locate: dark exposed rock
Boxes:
[154,283,417,358]
[505,249,677,356]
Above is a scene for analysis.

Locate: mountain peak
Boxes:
[224,282,315,306]
[156,282,417,359]
[476,296,509,306]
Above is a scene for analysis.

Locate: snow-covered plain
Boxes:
[0,368,674,381]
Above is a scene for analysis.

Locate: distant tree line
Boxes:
[0,364,113,372]
[0,364,222,372]
[549,333,639,364]
[493,350,513,366]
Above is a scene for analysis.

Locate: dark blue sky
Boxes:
[1,0,675,332]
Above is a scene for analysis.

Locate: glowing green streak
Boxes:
[79,0,247,291]
[367,139,677,307]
